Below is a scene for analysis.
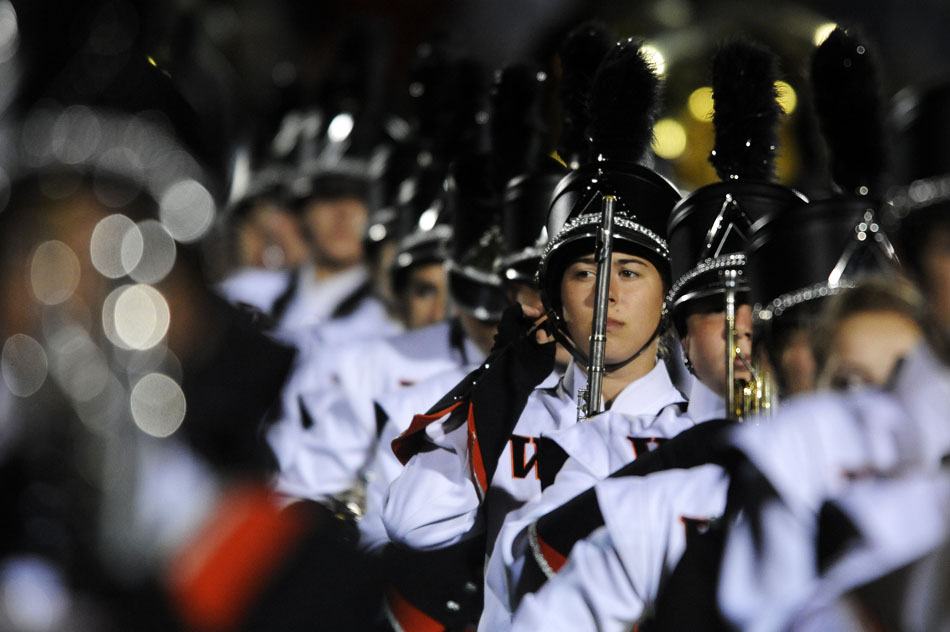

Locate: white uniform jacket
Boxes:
[480,377,720,631]
[717,342,950,632]
[782,468,950,632]
[510,464,730,631]
[359,365,484,552]
[381,359,685,553]
[270,321,484,504]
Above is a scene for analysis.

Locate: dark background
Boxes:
[11,0,950,196]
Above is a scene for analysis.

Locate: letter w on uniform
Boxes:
[509,435,540,479]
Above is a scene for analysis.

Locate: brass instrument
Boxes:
[731,353,772,422]
[577,195,615,421]
[722,268,772,422]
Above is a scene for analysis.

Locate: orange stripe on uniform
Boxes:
[166,486,307,632]
[385,586,446,632]
[465,403,489,498]
[392,401,465,465]
[537,531,568,574]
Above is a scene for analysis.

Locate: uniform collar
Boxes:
[609,359,685,415]
[556,358,685,416]
[556,358,586,403]
[296,263,370,321]
[687,376,726,423]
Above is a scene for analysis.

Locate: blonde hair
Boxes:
[811,275,928,374]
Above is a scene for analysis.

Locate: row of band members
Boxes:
[0,17,946,632]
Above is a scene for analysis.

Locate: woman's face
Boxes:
[559,251,665,365]
[818,309,923,390]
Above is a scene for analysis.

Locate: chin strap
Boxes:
[547,310,665,375]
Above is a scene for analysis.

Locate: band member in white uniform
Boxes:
[382,37,686,571]
[717,61,950,631]
[491,37,801,630]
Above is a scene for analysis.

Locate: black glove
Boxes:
[489,302,556,391]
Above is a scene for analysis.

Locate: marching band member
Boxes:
[500,36,799,630]
[382,38,686,598]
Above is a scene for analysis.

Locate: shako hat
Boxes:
[539,38,681,316]
[666,38,806,332]
[750,28,898,329]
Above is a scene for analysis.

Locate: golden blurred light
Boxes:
[131,373,186,438]
[113,284,170,351]
[776,81,797,114]
[2,334,48,397]
[653,118,688,160]
[688,87,714,121]
[91,214,142,279]
[813,22,837,46]
[146,55,158,67]
[641,43,666,76]
[127,220,176,284]
[159,179,215,243]
[30,241,80,305]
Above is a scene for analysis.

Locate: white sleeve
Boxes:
[381,421,482,549]
[272,386,375,503]
[510,527,641,632]
[717,498,817,632]
[481,457,601,630]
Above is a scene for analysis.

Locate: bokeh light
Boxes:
[813,22,837,46]
[418,207,438,231]
[776,80,797,115]
[0,557,70,632]
[127,219,176,284]
[653,118,688,160]
[90,214,142,279]
[0,1,20,65]
[48,325,110,403]
[94,148,145,208]
[688,86,714,121]
[130,373,186,438]
[113,284,170,351]
[51,106,102,165]
[30,241,80,305]
[74,374,125,435]
[159,179,215,243]
[328,112,355,142]
[641,43,666,76]
[1,334,48,397]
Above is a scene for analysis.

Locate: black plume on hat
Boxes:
[811,27,887,195]
[491,63,551,188]
[666,38,805,330]
[557,21,614,166]
[709,38,782,181]
[588,37,661,163]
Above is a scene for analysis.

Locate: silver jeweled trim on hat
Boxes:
[667,253,747,305]
[754,280,855,322]
[540,211,670,261]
